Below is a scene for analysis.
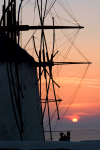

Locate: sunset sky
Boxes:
[0,0,100,130]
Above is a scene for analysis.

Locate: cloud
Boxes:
[63,114,80,121]
[67,112,95,116]
[63,112,95,121]
[52,77,100,88]
[86,85,100,89]
[41,77,100,90]
[60,103,100,108]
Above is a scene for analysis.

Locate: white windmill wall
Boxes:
[0,63,18,140]
[20,62,44,141]
[0,63,19,141]
[0,62,44,141]
[0,61,44,141]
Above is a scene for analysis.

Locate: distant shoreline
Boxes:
[45,128,100,132]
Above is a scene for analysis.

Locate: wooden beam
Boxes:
[0,25,84,32]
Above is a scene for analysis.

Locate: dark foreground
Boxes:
[0,141,100,150]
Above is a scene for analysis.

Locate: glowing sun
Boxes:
[72,118,78,122]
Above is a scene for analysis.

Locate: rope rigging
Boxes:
[57,0,79,25]
[43,64,89,133]
[23,0,80,49]
[53,29,80,77]
[52,65,90,135]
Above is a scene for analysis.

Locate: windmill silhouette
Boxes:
[0,0,91,141]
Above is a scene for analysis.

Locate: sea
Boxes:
[45,128,100,142]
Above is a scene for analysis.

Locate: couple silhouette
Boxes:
[59,131,70,141]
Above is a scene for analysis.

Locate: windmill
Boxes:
[0,0,91,141]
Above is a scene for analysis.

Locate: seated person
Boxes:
[66,131,70,141]
[59,132,67,141]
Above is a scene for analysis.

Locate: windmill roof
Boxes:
[0,35,36,65]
